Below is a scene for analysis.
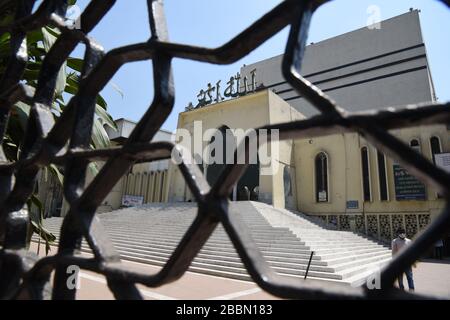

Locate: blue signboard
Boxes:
[346,200,359,209]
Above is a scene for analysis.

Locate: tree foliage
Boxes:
[0,1,117,253]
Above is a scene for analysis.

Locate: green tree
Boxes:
[0,1,117,253]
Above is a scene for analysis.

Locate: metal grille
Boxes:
[0,0,449,300]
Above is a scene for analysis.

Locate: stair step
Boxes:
[36,202,392,285]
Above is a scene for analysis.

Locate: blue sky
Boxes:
[72,0,450,132]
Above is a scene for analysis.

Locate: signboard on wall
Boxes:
[346,200,359,209]
[186,70,258,111]
[393,164,426,200]
[435,153,450,173]
[121,195,144,207]
[318,191,327,202]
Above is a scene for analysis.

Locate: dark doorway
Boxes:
[206,126,232,190]
[236,162,259,201]
[206,126,259,200]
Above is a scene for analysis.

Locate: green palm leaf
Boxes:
[1,0,117,251]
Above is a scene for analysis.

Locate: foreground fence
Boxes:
[0,0,450,300]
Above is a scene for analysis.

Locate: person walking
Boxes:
[434,239,444,260]
[392,228,415,291]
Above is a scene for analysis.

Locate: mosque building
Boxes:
[40,10,449,251]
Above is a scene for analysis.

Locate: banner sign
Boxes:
[318,191,327,202]
[121,195,144,207]
[393,164,426,200]
[435,153,450,173]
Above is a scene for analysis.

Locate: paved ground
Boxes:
[29,243,450,299]
[405,258,450,298]
[30,242,279,300]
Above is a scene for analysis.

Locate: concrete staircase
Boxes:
[32,201,391,286]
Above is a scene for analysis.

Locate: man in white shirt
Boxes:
[392,228,415,291]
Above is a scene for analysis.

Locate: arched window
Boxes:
[315,152,328,202]
[377,151,389,201]
[410,138,421,153]
[430,136,442,163]
[430,136,443,199]
[361,147,371,202]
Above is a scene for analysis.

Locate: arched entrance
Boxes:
[206,126,259,201]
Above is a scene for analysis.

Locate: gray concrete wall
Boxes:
[241,10,435,117]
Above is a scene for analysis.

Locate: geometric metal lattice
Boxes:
[379,215,391,242]
[405,214,419,239]
[1,0,450,300]
[418,214,431,231]
[392,214,405,238]
[367,215,379,239]
[339,215,350,231]
[355,215,366,234]
[327,215,338,228]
